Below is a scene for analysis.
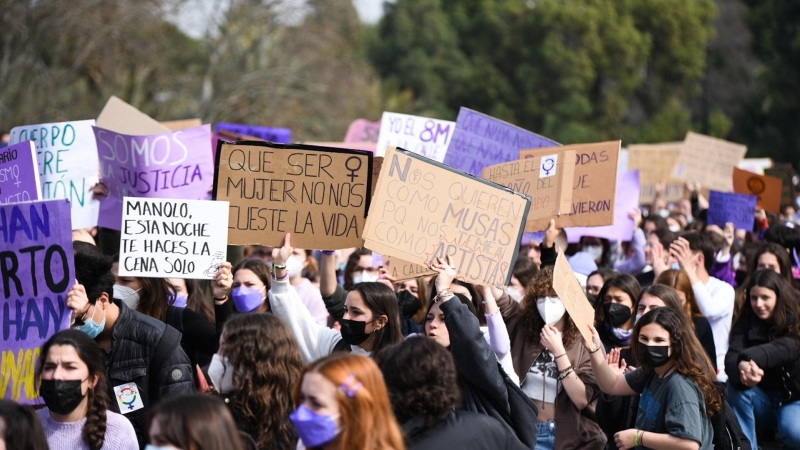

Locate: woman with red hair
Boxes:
[291,353,405,450]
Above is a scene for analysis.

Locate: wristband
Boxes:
[640,431,645,447]
[588,346,601,354]
[213,296,228,305]
[557,369,574,381]
[272,263,287,270]
[321,250,336,255]
[558,365,573,375]
[554,353,567,359]
[272,272,288,280]
[633,430,639,447]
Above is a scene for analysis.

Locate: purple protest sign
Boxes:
[344,119,380,143]
[442,108,560,176]
[0,141,41,205]
[566,170,641,242]
[94,125,214,230]
[1,199,74,404]
[708,190,757,232]
[216,122,291,143]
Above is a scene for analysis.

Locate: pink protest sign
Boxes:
[344,119,380,143]
[94,125,214,230]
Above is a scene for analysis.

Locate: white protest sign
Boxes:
[375,112,455,162]
[119,197,230,279]
[9,120,100,229]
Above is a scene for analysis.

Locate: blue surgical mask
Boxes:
[76,304,106,339]
[290,404,341,448]
[169,293,188,308]
[671,262,681,270]
[231,285,266,312]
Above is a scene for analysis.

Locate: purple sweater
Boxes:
[37,407,139,450]
[711,255,736,288]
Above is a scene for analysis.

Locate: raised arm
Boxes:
[320,250,338,297]
[481,285,511,359]
[270,234,342,363]
[584,325,637,396]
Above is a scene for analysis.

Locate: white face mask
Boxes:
[208,353,235,394]
[286,255,304,279]
[537,296,566,326]
[507,288,524,303]
[352,271,379,285]
[113,285,141,310]
[584,245,603,261]
[668,225,681,233]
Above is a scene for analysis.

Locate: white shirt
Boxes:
[692,276,735,382]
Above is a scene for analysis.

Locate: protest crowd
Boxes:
[3,95,800,450]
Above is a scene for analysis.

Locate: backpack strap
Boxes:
[148,323,183,405]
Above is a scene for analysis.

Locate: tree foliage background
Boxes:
[0,0,796,166]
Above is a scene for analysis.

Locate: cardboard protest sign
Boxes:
[372,253,435,281]
[363,146,530,288]
[0,141,41,204]
[119,198,229,279]
[96,96,170,135]
[344,119,380,143]
[375,112,455,162]
[627,142,684,203]
[671,132,747,192]
[443,108,560,176]
[94,125,214,230]
[214,141,373,249]
[161,119,203,131]
[520,141,621,231]
[733,167,782,214]
[216,123,291,143]
[372,157,383,193]
[482,151,576,231]
[305,142,377,153]
[738,158,773,175]
[566,170,641,242]
[552,250,595,347]
[0,199,74,403]
[9,120,101,229]
[707,190,757,231]
[764,163,796,208]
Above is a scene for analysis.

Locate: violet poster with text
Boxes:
[443,108,559,176]
[0,141,42,205]
[94,125,214,230]
[707,190,757,232]
[215,123,291,143]
[1,199,74,404]
[566,170,641,242]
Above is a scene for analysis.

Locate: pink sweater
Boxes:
[37,408,139,450]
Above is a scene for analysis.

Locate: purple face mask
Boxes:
[169,293,188,308]
[289,404,340,448]
[231,285,265,312]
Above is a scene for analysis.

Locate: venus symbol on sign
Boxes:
[542,158,555,176]
[747,177,766,200]
[345,157,362,182]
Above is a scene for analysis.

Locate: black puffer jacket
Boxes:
[442,298,539,449]
[725,313,800,402]
[105,299,195,448]
[404,411,527,450]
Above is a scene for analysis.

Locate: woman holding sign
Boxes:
[36,329,138,450]
[496,266,605,450]
[269,233,403,364]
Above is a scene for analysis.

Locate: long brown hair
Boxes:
[222,313,304,450]
[293,354,405,450]
[135,277,174,322]
[38,330,110,450]
[655,269,704,328]
[632,307,722,417]
[739,269,800,339]
[520,267,580,348]
[410,277,430,325]
[146,394,245,450]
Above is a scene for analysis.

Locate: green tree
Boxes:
[737,1,800,167]
[369,0,716,145]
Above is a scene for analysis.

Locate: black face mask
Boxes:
[604,303,632,328]
[39,379,86,415]
[397,290,421,319]
[640,345,671,368]
[735,270,748,287]
[339,319,372,346]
